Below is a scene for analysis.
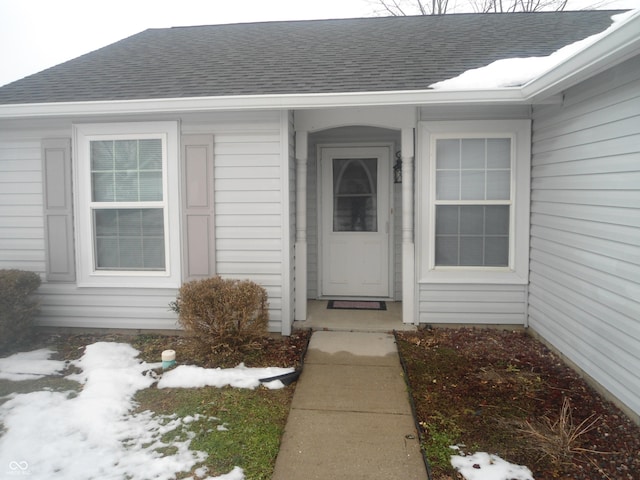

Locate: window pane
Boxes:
[115,171,139,201]
[139,172,163,201]
[143,238,165,268]
[461,139,485,169]
[435,236,458,266]
[91,138,163,203]
[461,171,485,200]
[91,141,114,170]
[485,236,509,266]
[114,140,138,170]
[436,137,511,202]
[93,208,165,270]
[139,139,162,170]
[487,138,510,168]
[485,206,509,235]
[118,238,144,269]
[435,205,509,267]
[460,206,483,234]
[96,237,119,268]
[487,171,510,200]
[94,210,118,236]
[435,205,459,234]
[436,171,459,200]
[460,237,484,265]
[92,172,114,202]
[436,139,459,169]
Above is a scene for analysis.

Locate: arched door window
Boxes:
[332,158,378,232]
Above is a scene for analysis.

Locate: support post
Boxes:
[294,131,308,321]
[401,127,416,324]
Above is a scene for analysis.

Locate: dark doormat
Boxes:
[327,300,387,311]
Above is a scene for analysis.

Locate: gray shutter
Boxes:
[181,134,215,281]
[42,138,75,281]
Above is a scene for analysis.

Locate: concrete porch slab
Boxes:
[304,330,400,366]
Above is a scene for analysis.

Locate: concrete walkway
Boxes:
[272,331,427,480]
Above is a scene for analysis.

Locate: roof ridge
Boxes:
[160,9,627,31]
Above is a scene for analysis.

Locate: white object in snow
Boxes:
[162,349,176,369]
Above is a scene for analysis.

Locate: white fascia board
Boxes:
[0,88,528,119]
[522,10,640,102]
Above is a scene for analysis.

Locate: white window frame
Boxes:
[418,120,531,284]
[73,121,181,288]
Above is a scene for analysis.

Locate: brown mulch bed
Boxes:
[396,328,640,480]
[21,329,311,368]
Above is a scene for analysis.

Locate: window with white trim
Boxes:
[434,137,511,267]
[420,120,530,284]
[74,122,181,287]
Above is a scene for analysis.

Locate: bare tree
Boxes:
[374,0,567,15]
[374,0,451,16]
[471,0,568,12]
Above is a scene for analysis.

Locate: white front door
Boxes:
[320,146,391,297]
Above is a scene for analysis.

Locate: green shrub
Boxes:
[171,276,269,359]
[0,269,41,352]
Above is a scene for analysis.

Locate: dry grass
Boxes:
[518,397,606,467]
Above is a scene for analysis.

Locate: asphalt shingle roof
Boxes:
[0,11,621,105]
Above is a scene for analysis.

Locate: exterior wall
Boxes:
[529,55,640,420]
[418,284,527,324]
[306,126,402,299]
[0,111,289,333]
[416,106,532,325]
[0,138,45,273]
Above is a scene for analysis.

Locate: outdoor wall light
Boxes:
[394,151,402,184]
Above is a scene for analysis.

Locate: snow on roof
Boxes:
[430,10,637,90]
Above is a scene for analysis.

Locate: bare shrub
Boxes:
[518,397,605,467]
[170,276,269,361]
[0,269,41,352]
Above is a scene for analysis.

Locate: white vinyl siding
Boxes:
[0,139,45,272]
[36,283,180,330]
[205,112,287,332]
[419,284,526,324]
[529,55,640,420]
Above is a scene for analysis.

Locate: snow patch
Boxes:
[157,363,294,390]
[0,348,67,380]
[451,452,534,480]
[0,342,249,480]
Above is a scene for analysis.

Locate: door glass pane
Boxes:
[333,158,377,232]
